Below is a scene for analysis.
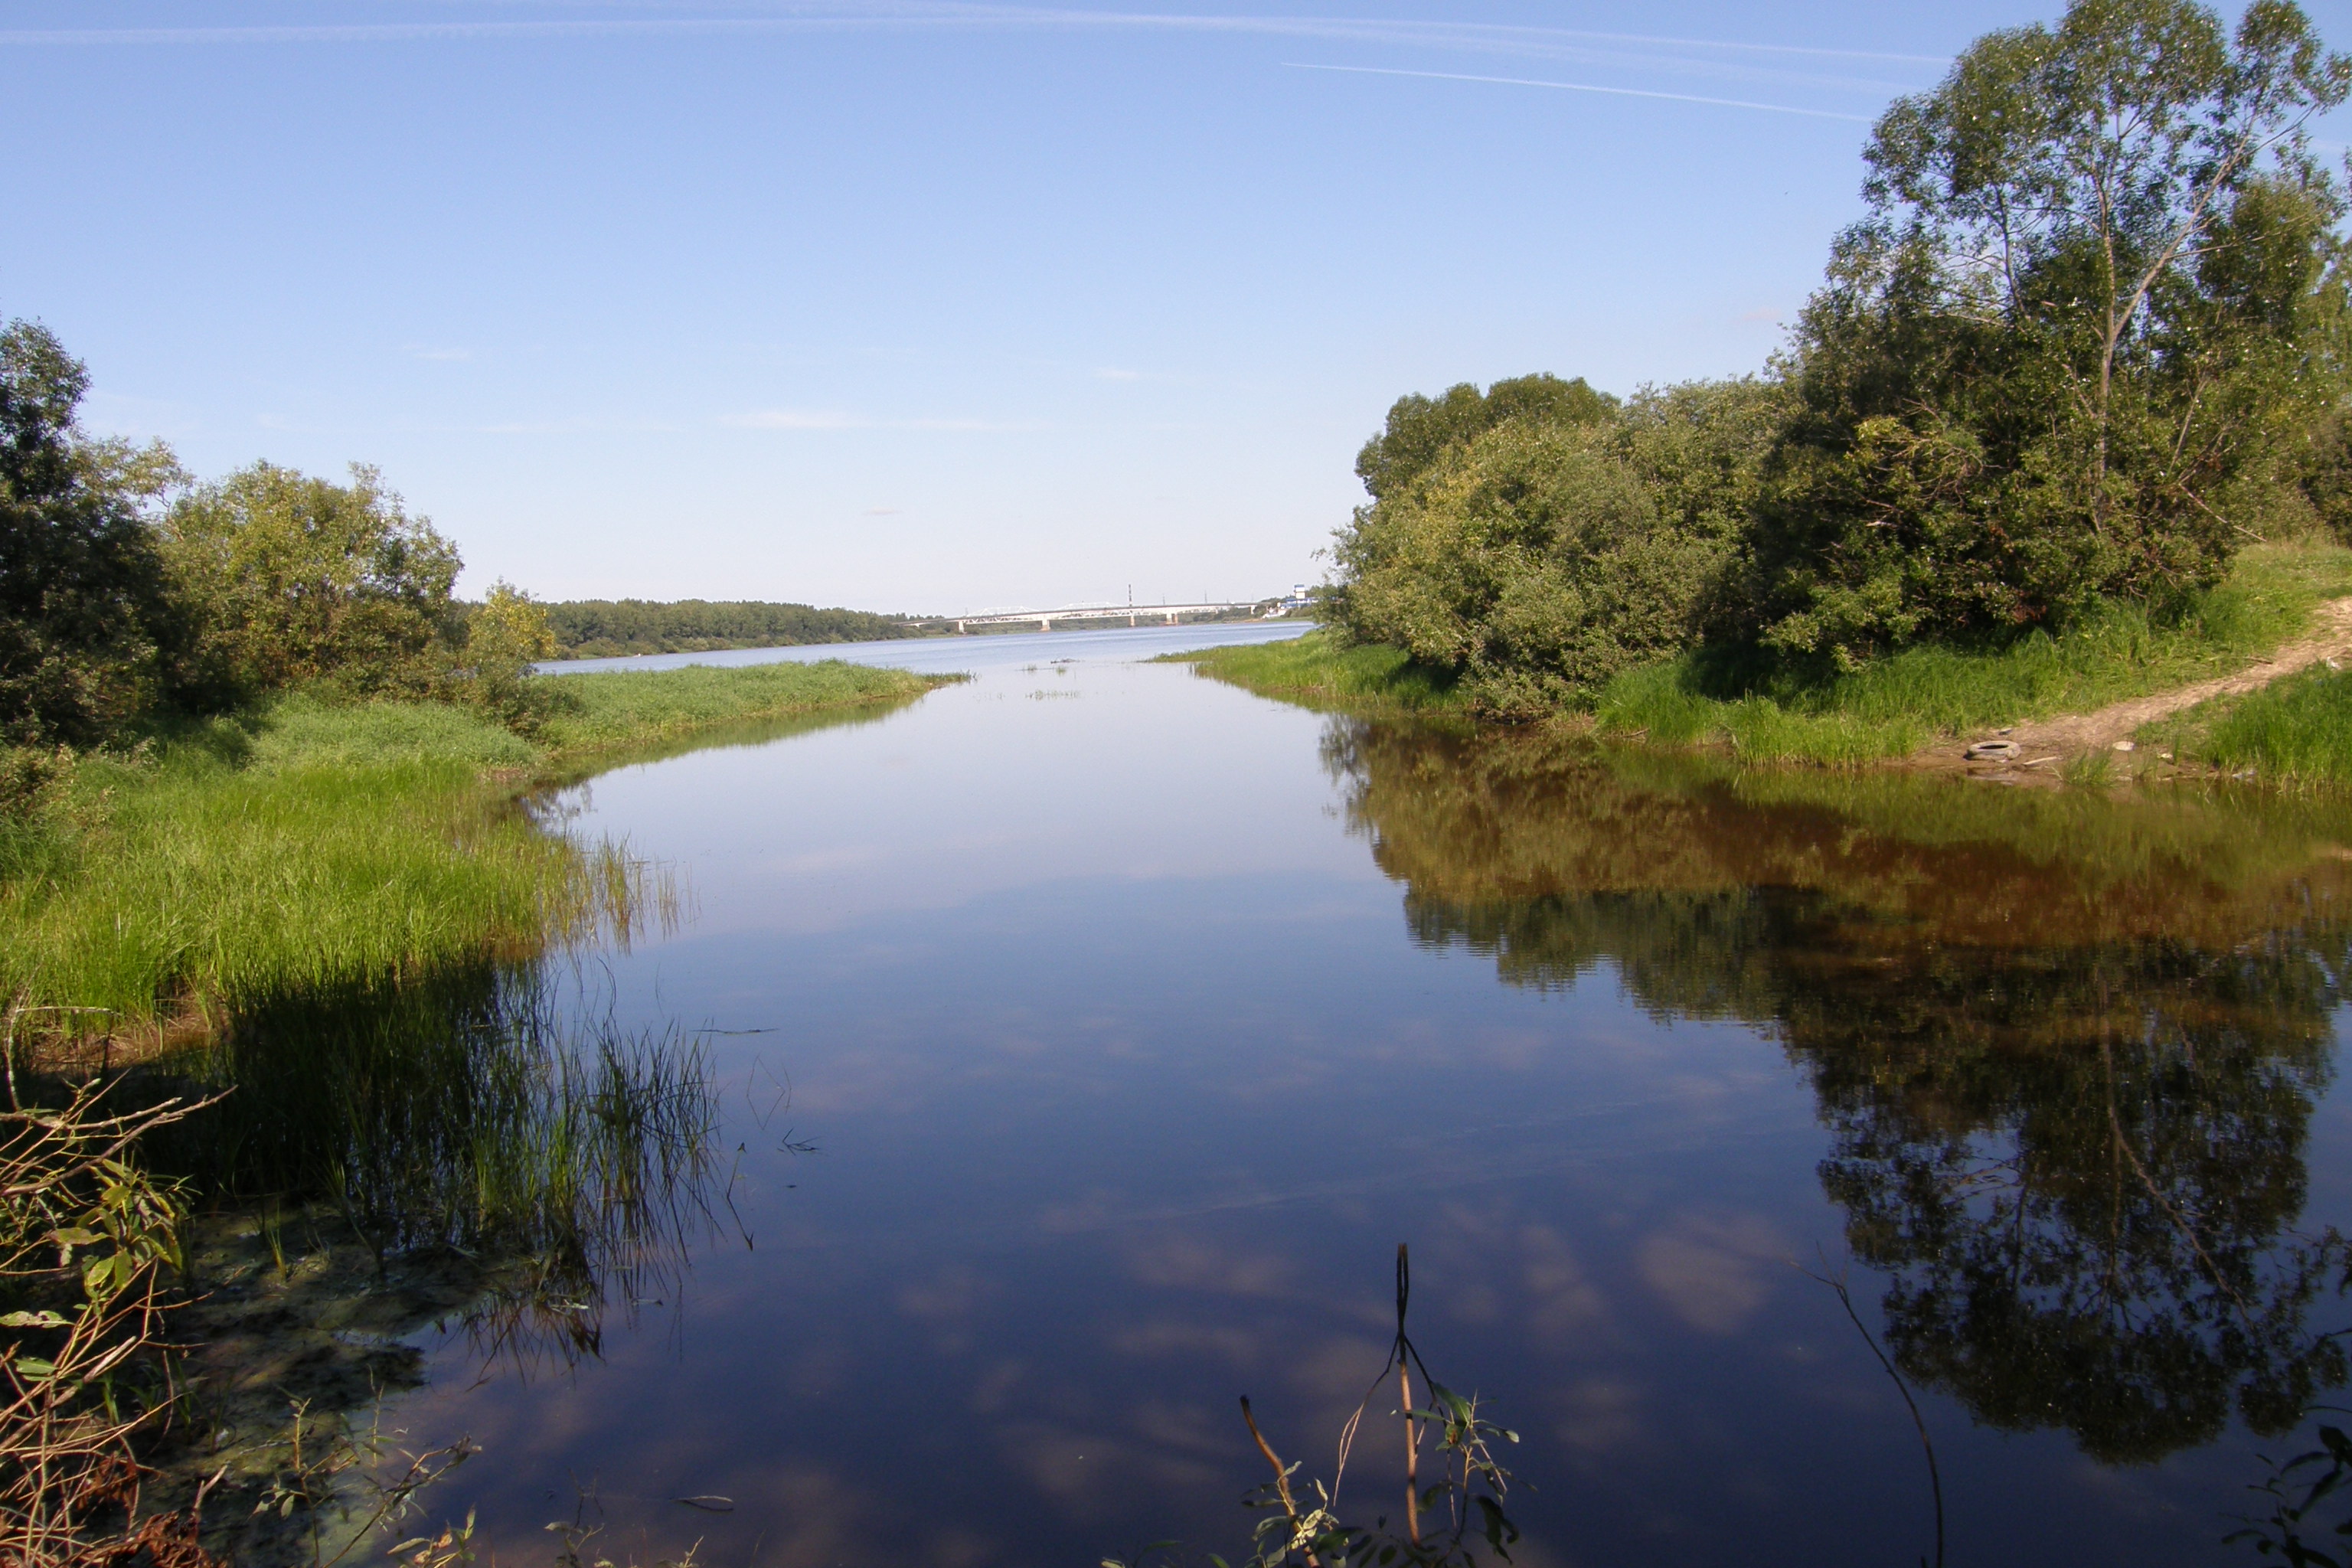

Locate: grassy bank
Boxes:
[2138,662,2352,789]
[1172,629,1462,715]
[0,661,947,1032]
[1599,544,2352,763]
[1183,547,2352,768]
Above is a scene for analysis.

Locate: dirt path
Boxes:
[1921,595,2352,776]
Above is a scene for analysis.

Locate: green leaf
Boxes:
[0,1311,68,1329]
[13,1357,56,1380]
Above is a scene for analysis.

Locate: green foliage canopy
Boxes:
[0,321,185,746]
[1353,373,1618,502]
[1333,378,1785,715]
[541,598,912,658]
[1756,0,2352,663]
[161,462,464,704]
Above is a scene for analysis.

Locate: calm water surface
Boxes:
[397,623,2352,1566]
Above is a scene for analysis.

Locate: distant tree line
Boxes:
[1331,0,2352,716]
[540,599,922,659]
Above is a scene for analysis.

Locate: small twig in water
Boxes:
[1803,1256,1943,1568]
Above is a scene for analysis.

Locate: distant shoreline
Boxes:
[536,597,1295,659]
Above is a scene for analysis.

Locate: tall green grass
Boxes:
[2159,664,2352,789]
[0,730,623,1024]
[1596,544,2352,763]
[1173,629,1463,715]
[0,662,948,1029]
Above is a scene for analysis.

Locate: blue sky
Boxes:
[7,2,2347,613]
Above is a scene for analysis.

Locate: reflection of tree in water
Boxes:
[1808,946,2346,1464]
[1331,718,2352,1462]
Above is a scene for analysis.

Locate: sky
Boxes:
[6,2,2350,615]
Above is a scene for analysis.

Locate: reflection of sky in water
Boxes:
[395,627,2352,1566]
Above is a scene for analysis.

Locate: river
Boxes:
[371,622,2352,1566]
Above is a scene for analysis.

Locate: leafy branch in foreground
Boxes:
[0,1027,220,1567]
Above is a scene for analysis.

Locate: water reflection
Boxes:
[156,961,721,1371]
[1332,720,2352,1465]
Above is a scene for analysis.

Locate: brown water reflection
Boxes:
[1334,720,2352,1468]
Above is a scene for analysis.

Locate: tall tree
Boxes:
[1756,0,2352,664]
[0,320,183,747]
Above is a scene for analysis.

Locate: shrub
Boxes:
[159,462,463,706]
[1333,381,1782,717]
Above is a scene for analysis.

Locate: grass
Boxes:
[1593,543,2352,763]
[1170,628,1464,715]
[534,658,940,753]
[2142,661,2352,789]
[0,662,949,1032]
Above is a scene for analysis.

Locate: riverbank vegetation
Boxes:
[1293,0,2352,771]
[0,660,938,1034]
[0,315,949,1043]
[2141,658,2352,786]
[1177,629,1461,716]
[1191,537,2352,756]
[0,312,946,1565]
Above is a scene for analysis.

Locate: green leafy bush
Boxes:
[1333,381,1782,717]
[159,462,464,706]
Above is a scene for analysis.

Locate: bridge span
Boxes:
[945,601,1265,633]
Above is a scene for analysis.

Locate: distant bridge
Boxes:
[942,600,1269,633]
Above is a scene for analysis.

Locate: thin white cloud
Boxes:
[1285,62,1876,122]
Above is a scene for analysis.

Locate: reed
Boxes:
[0,1052,220,1568]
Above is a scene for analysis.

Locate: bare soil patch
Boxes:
[1918,596,2352,782]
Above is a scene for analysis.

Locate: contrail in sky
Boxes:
[0,4,1937,105]
[0,5,1942,70]
[1284,61,1877,122]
